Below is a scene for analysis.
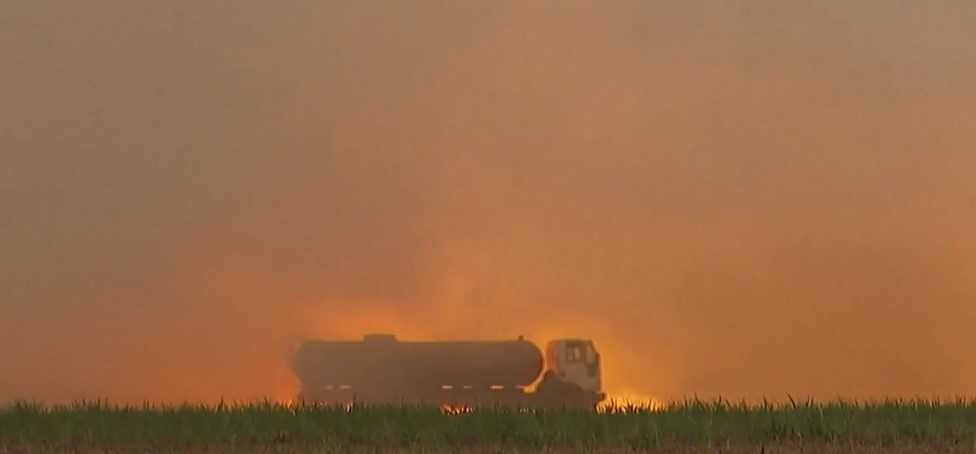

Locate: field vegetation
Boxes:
[2,399,976,453]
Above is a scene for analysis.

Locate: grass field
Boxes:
[3,399,976,453]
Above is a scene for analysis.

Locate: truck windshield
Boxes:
[566,345,583,362]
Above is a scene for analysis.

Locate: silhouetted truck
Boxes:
[291,334,605,409]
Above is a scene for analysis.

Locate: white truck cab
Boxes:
[544,339,603,395]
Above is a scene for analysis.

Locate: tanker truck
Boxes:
[291,334,605,409]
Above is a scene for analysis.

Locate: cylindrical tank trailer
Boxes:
[291,334,605,409]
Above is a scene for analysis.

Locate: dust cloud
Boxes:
[2,1,975,404]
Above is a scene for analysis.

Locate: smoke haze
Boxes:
[2,1,975,404]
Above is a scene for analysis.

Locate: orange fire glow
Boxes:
[599,391,665,411]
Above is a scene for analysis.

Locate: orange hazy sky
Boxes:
[2,1,975,404]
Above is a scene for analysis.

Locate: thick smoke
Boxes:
[2,1,975,404]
